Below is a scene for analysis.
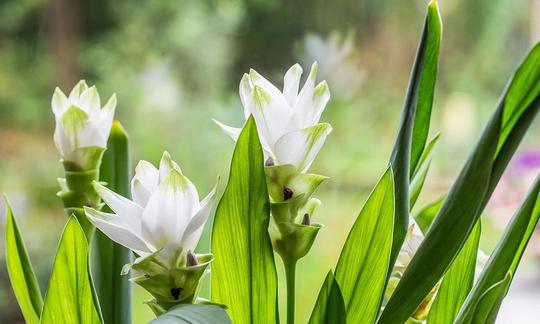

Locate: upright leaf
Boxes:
[427,222,481,324]
[149,304,231,324]
[40,217,102,324]
[92,121,132,324]
[308,271,346,324]
[5,198,43,324]
[410,134,440,209]
[211,117,278,324]
[455,176,540,323]
[335,167,394,323]
[379,43,540,324]
[388,0,441,262]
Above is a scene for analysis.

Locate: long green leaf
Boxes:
[410,134,439,209]
[379,42,540,324]
[426,222,481,324]
[466,272,512,324]
[455,175,540,323]
[5,197,43,324]
[335,167,394,323]
[149,304,231,324]
[40,217,102,324]
[92,121,132,324]
[388,0,441,263]
[308,271,346,324]
[211,116,278,324]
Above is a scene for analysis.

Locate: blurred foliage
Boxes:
[0,0,538,322]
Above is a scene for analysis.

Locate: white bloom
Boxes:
[395,224,424,273]
[84,151,217,264]
[52,80,116,169]
[215,62,332,172]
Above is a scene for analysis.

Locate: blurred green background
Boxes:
[1,0,539,323]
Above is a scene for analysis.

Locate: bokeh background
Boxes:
[0,0,539,323]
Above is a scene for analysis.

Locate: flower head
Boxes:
[215,62,332,172]
[52,80,116,170]
[84,151,217,267]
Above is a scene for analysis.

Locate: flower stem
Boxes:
[284,258,297,324]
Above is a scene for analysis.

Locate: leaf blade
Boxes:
[308,271,346,324]
[335,167,394,323]
[426,222,481,324]
[5,198,43,324]
[149,304,231,324]
[40,217,102,324]
[211,116,278,324]
[456,175,540,323]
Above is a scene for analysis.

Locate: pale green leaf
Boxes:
[211,116,278,324]
[5,197,43,324]
[427,222,481,324]
[308,271,346,324]
[335,167,394,323]
[40,217,102,324]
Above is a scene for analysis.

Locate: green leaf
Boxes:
[211,116,278,324]
[413,195,445,234]
[149,304,231,324]
[388,0,441,262]
[410,134,439,209]
[4,197,43,324]
[308,271,346,324]
[335,167,394,323]
[92,121,132,324]
[379,42,540,324]
[427,222,481,324]
[40,217,102,324]
[466,272,512,324]
[455,176,540,323]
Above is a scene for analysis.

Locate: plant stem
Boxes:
[284,258,297,324]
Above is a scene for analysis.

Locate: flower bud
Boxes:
[52,80,116,170]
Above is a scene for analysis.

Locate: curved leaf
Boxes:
[149,304,231,324]
[379,42,540,324]
[40,217,102,324]
[308,271,346,324]
[335,167,394,323]
[410,134,440,209]
[388,0,441,265]
[5,197,43,324]
[211,116,278,324]
[456,175,540,323]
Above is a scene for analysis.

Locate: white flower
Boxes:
[214,62,332,172]
[395,224,424,273]
[84,151,217,265]
[52,80,116,169]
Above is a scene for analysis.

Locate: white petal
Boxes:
[310,81,330,125]
[131,160,159,206]
[141,169,199,248]
[294,62,318,127]
[76,120,109,149]
[53,122,73,159]
[159,151,182,182]
[283,63,303,106]
[93,181,144,220]
[51,88,68,118]
[181,181,218,251]
[85,207,153,252]
[273,123,332,172]
[239,73,253,119]
[248,68,290,108]
[249,85,297,147]
[79,86,101,115]
[68,80,88,103]
[213,119,241,142]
